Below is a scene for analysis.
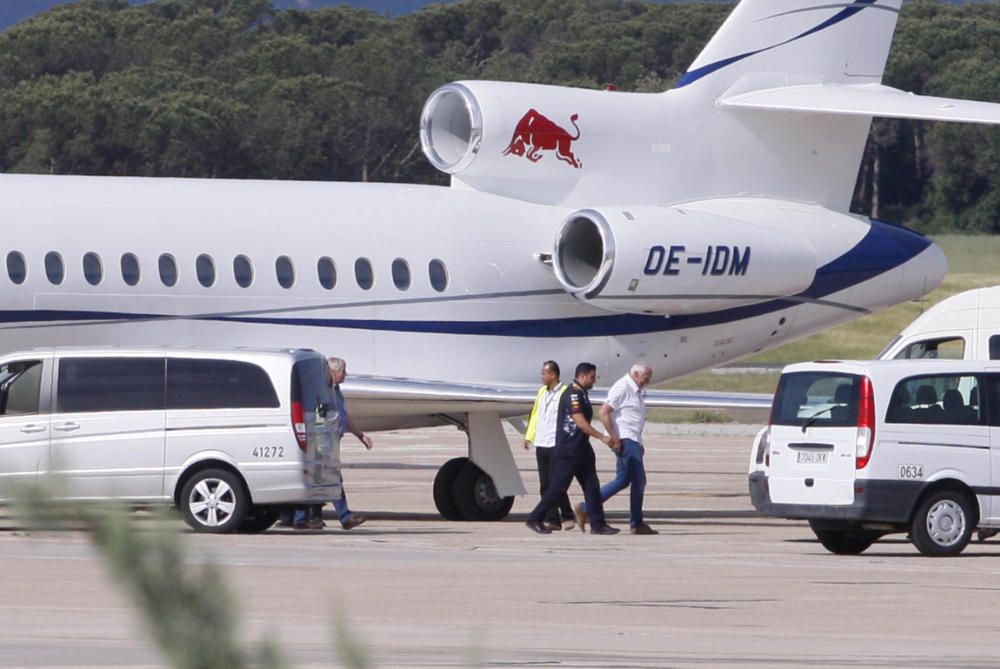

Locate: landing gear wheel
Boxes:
[809,521,879,555]
[452,461,514,522]
[238,507,280,533]
[433,457,468,520]
[180,468,248,533]
[911,490,974,557]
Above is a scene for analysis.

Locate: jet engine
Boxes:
[551,207,817,316]
[419,81,666,204]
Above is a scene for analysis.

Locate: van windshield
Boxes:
[772,371,861,428]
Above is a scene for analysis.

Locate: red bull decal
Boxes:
[502,109,582,169]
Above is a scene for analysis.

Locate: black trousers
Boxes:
[535,447,575,524]
[528,443,606,528]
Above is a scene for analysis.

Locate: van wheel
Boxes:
[911,490,974,557]
[238,508,280,533]
[180,469,248,533]
[809,522,877,555]
[452,461,514,522]
[433,457,468,520]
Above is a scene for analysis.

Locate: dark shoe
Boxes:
[545,520,562,532]
[574,503,588,533]
[590,524,620,535]
[525,520,552,534]
[341,514,366,530]
[294,519,325,530]
[977,528,998,542]
[630,523,659,535]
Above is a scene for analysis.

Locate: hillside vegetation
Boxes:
[0,0,998,233]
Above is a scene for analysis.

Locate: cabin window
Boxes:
[276,255,295,289]
[196,254,215,288]
[429,259,448,292]
[317,257,336,290]
[6,252,26,285]
[233,255,253,288]
[158,254,178,287]
[121,253,140,286]
[45,252,64,285]
[392,258,411,291]
[355,258,373,290]
[83,252,103,286]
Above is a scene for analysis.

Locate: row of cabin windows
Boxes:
[5,251,449,292]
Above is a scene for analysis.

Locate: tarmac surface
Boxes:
[3,424,1000,668]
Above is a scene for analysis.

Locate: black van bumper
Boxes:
[748,472,924,524]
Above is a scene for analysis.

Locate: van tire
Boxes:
[811,529,876,555]
[911,490,974,557]
[238,507,280,533]
[433,457,468,520]
[180,468,248,533]
[452,461,514,522]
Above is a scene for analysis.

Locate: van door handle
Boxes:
[53,422,80,432]
[20,424,46,434]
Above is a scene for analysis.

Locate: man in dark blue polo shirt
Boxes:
[526,362,620,535]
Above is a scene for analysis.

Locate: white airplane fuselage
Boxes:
[0,172,944,392]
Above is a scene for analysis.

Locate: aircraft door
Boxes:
[0,359,50,499]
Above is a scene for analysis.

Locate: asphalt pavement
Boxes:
[2,425,1000,668]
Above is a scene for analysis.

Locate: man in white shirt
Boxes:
[581,362,657,535]
[524,360,573,531]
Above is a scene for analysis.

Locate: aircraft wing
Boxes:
[719,83,1000,124]
[344,374,771,430]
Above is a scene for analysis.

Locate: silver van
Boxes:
[0,347,341,533]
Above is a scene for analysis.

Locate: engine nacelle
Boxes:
[419,80,666,205]
[552,206,817,316]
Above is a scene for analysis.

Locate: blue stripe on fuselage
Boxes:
[0,220,931,338]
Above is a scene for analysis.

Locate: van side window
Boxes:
[167,359,279,409]
[886,375,981,425]
[989,335,1000,360]
[894,337,965,360]
[0,361,42,415]
[57,358,165,413]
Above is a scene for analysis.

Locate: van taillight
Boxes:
[855,375,875,469]
[291,400,307,451]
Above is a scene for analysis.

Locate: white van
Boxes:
[0,347,341,533]
[879,285,1000,361]
[749,359,1000,556]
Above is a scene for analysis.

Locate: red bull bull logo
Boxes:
[502,109,582,169]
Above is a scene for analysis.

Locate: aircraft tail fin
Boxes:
[675,0,903,90]
[663,1,904,212]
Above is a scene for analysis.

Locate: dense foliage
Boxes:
[0,0,998,231]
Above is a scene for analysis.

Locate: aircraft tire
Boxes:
[452,461,514,522]
[433,457,468,520]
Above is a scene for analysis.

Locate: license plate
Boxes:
[796,450,829,464]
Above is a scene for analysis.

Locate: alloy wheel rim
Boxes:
[188,478,236,527]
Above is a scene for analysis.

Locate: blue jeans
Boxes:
[294,478,352,525]
[583,438,646,528]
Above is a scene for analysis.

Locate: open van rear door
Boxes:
[292,357,342,500]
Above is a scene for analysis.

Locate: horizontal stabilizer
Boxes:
[719,83,1000,124]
